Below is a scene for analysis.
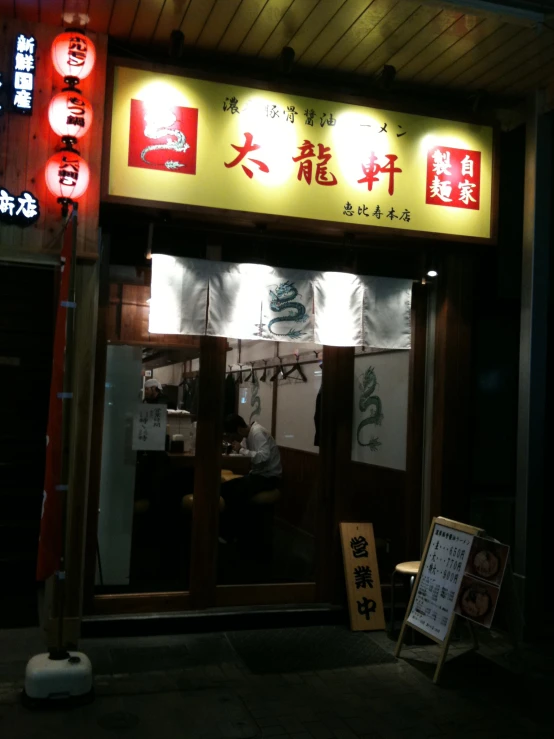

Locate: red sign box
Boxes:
[426,146,481,211]
[128,99,198,175]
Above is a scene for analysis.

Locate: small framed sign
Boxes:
[12,33,36,114]
[340,522,385,631]
[394,516,509,684]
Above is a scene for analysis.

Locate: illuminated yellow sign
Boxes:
[107,65,494,240]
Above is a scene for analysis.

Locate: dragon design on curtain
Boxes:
[249,370,261,423]
[268,281,309,339]
[356,366,383,451]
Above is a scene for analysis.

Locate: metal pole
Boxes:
[515,92,551,633]
[54,204,78,656]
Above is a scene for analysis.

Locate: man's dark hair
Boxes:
[224,414,248,434]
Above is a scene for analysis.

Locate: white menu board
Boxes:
[132,404,167,451]
[407,523,474,642]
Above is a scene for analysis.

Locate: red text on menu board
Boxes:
[128,99,198,175]
[426,147,481,210]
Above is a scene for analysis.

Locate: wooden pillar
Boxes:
[430,251,473,524]
[316,345,354,604]
[404,282,428,559]
[48,257,100,647]
[82,235,111,613]
[189,336,227,608]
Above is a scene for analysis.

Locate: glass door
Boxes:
[87,283,426,614]
[214,339,322,597]
[94,343,200,595]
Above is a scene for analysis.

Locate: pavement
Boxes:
[0,622,553,739]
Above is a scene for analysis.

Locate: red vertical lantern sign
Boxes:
[37,29,96,581]
[36,216,75,580]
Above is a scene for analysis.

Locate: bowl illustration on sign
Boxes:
[459,585,491,620]
[472,549,500,580]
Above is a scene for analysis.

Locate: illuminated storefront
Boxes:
[74,60,498,622]
[106,65,494,242]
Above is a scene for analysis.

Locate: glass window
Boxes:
[217,340,321,585]
[95,344,200,593]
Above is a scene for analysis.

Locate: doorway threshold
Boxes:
[82,603,345,639]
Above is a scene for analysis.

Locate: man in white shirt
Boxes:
[220,414,282,543]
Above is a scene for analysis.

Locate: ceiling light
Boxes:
[279,47,295,75]
[169,30,185,60]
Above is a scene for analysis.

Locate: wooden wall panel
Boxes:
[130,0,166,46]
[346,462,406,567]
[196,0,243,48]
[181,0,218,47]
[236,0,296,57]
[0,18,107,259]
[1,0,553,95]
[106,281,201,349]
[277,447,319,536]
[257,0,319,59]
[315,0,393,70]
[357,5,445,76]
[86,1,116,35]
[36,0,63,28]
[395,15,482,82]
[216,0,267,53]
[150,0,191,47]
[411,16,502,85]
[296,0,374,67]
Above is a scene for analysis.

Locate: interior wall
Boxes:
[344,464,406,573]
[351,350,410,471]
[153,362,183,385]
[275,364,321,452]
[239,378,273,431]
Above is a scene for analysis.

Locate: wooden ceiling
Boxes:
[2,0,554,98]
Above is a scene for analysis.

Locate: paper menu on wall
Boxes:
[407,524,474,642]
[132,404,167,451]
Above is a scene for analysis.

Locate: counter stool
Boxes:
[251,489,281,506]
[181,494,226,513]
[133,499,150,515]
[389,560,421,637]
[221,473,243,483]
[243,489,281,562]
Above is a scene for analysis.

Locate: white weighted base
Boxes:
[23,652,93,706]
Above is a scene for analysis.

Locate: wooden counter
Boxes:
[166,453,251,475]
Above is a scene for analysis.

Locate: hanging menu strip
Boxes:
[407,523,474,642]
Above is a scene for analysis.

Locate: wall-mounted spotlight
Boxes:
[145,222,154,260]
[169,29,185,60]
[378,64,396,91]
[279,46,295,74]
[426,253,438,278]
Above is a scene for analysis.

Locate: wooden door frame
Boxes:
[315,282,429,605]
[82,254,469,618]
[430,251,474,524]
